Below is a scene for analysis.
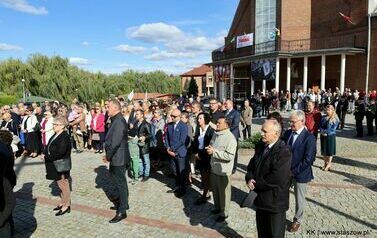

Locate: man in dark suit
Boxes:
[283,110,316,233]
[225,99,240,174]
[103,99,130,223]
[246,120,291,238]
[165,109,189,198]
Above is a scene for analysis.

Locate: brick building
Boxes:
[212,0,377,100]
[180,64,214,96]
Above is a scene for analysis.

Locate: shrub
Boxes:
[0,94,18,106]
[239,132,262,149]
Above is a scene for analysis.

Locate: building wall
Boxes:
[280,0,312,41]
[228,0,254,38]
[370,16,377,90]
[310,0,368,45]
[181,75,213,97]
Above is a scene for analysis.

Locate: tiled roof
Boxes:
[180,65,212,77]
[132,93,176,100]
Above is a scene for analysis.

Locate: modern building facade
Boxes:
[180,64,214,96]
[212,0,377,100]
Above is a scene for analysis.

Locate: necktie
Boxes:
[288,132,297,146]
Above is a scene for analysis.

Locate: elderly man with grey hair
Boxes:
[283,110,316,233]
[246,119,291,238]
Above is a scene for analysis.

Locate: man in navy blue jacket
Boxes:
[225,100,240,174]
[283,110,316,233]
[165,109,189,198]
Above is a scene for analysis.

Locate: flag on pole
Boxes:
[127,90,134,101]
[339,12,355,25]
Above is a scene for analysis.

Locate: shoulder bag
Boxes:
[53,158,72,173]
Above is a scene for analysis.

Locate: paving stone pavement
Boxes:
[11,112,377,237]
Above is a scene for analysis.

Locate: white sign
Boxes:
[236,33,254,48]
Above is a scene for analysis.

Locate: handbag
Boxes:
[240,190,257,209]
[92,133,100,141]
[53,158,72,173]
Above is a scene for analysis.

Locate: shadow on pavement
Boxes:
[305,195,377,230]
[152,170,247,238]
[313,164,377,192]
[333,156,377,171]
[13,182,37,238]
[94,165,119,205]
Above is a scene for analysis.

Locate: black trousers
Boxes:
[109,165,129,213]
[366,116,374,135]
[243,125,251,139]
[256,210,286,238]
[356,120,363,136]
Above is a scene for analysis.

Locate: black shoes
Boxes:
[215,216,228,223]
[174,191,186,198]
[194,196,211,205]
[141,177,149,182]
[109,212,127,223]
[55,206,70,216]
[53,205,62,211]
[94,150,99,154]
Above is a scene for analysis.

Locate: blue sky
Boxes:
[0,0,238,75]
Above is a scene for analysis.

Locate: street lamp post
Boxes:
[22,79,25,102]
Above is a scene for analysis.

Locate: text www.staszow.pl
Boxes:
[318,230,371,236]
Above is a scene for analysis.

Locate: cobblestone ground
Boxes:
[12,113,377,238]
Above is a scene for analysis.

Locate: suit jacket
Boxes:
[105,113,130,166]
[283,128,316,183]
[44,131,71,180]
[164,121,188,158]
[225,109,240,139]
[241,106,253,126]
[245,139,291,213]
[136,120,151,155]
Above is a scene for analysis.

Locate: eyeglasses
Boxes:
[289,120,300,124]
[171,115,178,118]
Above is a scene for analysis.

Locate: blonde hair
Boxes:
[53,116,68,128]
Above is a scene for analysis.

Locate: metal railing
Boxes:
[212,35,358,62]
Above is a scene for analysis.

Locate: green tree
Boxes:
[0,54,181,104]
[188,78,198,97]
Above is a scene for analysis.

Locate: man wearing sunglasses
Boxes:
[165,109,189,198]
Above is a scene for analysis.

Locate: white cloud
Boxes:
[81,41,90,46]
[113,44,146,54]
[128,22,226,61]
[0,43,22,51]
[69,57,91,65]
[127,22,184,43]
[144,51,196,61]
[0,0,48,15]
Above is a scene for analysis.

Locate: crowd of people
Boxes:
[0,85,375,237]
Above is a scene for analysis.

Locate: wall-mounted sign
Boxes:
[236,33,254,48]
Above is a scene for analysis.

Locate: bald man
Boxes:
[165,109,189,198]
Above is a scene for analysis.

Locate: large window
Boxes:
[255,0,276,53]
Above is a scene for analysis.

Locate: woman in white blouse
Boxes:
[21,106,40,157]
